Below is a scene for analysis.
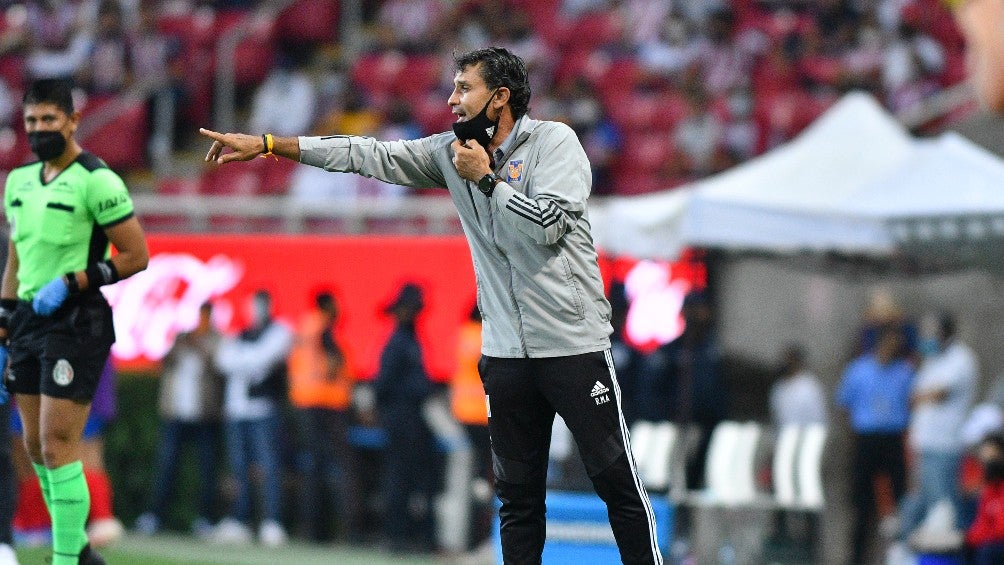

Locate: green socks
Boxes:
[32,462,52,511]
[47,461,90,565]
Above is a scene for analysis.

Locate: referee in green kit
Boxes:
[0,79,149,565]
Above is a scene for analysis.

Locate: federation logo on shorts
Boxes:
[53,359,74,387]
[507,160,524,183]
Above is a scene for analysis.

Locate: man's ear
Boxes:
[493,87,511,110]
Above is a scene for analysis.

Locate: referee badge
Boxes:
[53,359,74,387]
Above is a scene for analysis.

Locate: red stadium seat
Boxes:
[553,11,621,50]
[606,90,690,132]
[618,132,677,173]
[258,158,297,195]
[414,91,455,135]
[275,0,339,46]
[156,177,199,195]
[199,160,263,195]
[0,126,30,171]
[79,97,149,171]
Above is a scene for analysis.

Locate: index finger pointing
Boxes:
[199,127,225,141]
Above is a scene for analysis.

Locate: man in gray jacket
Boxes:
[201,47,662,564]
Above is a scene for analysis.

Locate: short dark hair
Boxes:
[316,291,335,310]
[454,47,531,120]
[23,79,74,115]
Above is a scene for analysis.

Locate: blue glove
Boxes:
[33,276,70,316]
[0,345,8,406]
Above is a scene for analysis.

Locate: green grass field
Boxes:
[13,534,452,565]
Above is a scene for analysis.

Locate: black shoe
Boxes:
[79,543,106,565]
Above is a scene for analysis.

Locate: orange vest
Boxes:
[287,310,354,410]
[450,320,488,425]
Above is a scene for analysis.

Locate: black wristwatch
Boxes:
[477,173,503,197]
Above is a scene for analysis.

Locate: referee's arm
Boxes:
[0,241,18,341]
[75,217,149,292]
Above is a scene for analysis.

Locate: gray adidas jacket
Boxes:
[298,116,612,358]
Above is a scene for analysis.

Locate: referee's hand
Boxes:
[34,277,69,316]
[200,129,264,164]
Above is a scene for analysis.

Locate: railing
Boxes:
[131,193,465,234]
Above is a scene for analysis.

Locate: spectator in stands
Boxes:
[547,77,620,195]
[694,8,763,96]
[675,84,724,178]
[17,0,95,81]
[637,14,700,76]
[374,283,438,554]
[965,432,1004,564]
[901,312,978,537]
[135,302,223,539]
[949,0,1004,112]
[769,344,827,427]
[287,291,355,543]
[372,0,447,53]
[212,290,293,547]
[77,0,130,95]
[837,324,915,565]
[129,0,185,150]
[248,51,317,138]
[883,21,945,112]
[721,85,758,161]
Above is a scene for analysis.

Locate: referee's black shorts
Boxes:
[4,292,116,401]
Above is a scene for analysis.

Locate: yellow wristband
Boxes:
[260,133,276,160]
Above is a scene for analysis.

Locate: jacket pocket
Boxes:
[558,255,585,321]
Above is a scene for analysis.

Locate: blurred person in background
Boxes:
[837,325,915,565]
[287,291,356,543]
[669,290,726,490]
[449,303,492,551]
[247,51,317,138]
[965,432,1004,564]
[76,0,130,96]
[200,46,664,564]
[3,77,149,565]
[769,344,827,427]
[900,312,978,540]
[79,361,123,548]
[0,376,15,563]
[135,302,223,539]
[374,283,438,554]
[948,0,1004,112]
[212,290,293,547]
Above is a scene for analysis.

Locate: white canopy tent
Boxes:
[592,92,1004,270]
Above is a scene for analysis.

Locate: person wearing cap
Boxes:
[201,46,663,564]
[373,283,437,553]
[947,0,1004,112]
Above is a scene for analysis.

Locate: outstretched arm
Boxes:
[200,128,301,164]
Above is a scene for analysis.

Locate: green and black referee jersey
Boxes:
[2,152,131,400]
[4,152,134,301]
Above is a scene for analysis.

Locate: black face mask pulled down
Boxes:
[452,90,499,156]
[28,131,67,161]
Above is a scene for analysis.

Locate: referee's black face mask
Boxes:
[28,130,67,161]
[453,88,500,152]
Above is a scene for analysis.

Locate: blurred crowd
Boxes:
[4,274,1004,563]
[0,0,972,200]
